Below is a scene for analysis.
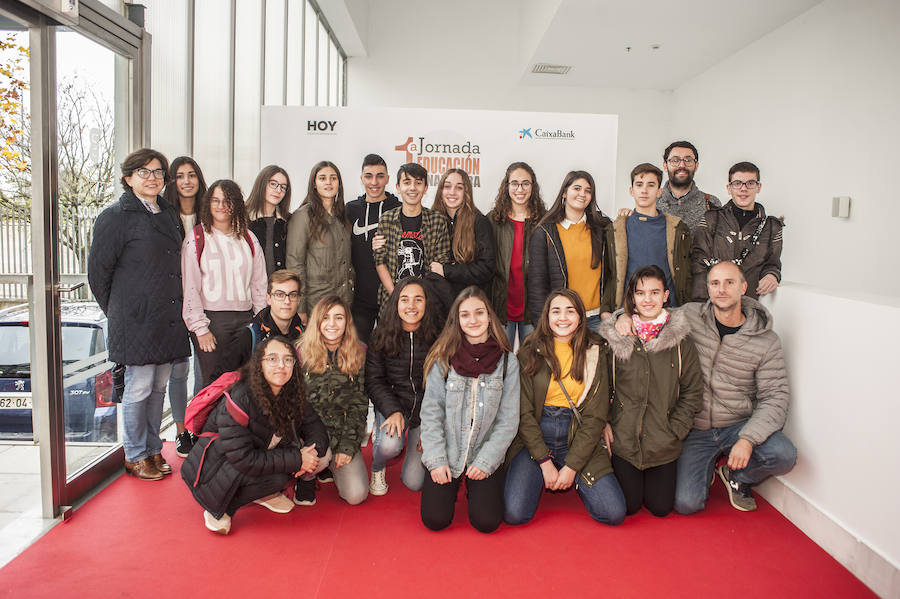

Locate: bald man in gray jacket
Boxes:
[674,261,796,513]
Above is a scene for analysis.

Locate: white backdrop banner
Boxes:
[260,106,618,214]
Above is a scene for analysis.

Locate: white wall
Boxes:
[346,0,684,216]
[671,0,900,299]
[669,0,900,593]
[759,286,900,596]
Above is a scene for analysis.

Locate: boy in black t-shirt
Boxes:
[373,163,451,308]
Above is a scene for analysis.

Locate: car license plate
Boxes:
[0,394,32,409]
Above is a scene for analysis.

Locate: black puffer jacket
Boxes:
[181,381,328,518]
[442,210,497,300]
[527,212,616,320]
[249,216,288,275]
[365,330,429,429]
[88,190,190,365]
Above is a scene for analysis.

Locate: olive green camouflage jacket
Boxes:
[303,361,368,457]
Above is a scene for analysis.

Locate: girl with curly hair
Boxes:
[181,336,329,535]
[182,179,268,386]
[365,277,442,496]
[296,296,368,505]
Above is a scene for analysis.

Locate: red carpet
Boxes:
[0,443,875,598]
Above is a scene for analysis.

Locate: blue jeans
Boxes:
[504,321,534,351]
[123,362,172,462]
[585,314,601,333]
[370,410,426,491]
[504,406,625,525]
[674,420,797,514]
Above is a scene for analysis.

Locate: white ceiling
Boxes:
[520,0,823,89]
[324,0,823,91]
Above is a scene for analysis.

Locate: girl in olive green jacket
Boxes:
[599,265,704,517]
[504,288,625,526]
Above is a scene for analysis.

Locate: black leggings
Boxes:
[611,454,677,517]
[420,467,506,533]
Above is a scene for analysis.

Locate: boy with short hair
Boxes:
[345,154,401,342]
[611,163,692,308]
[215,269,305,376]
[373,163,451,307]
[691,161,783,301]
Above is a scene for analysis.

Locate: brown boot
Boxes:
[151,453,172,475]
[125,457,164,481]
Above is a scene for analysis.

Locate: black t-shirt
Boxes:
[715,317,743,339]
[731,202,757,230]
[397,213,425,280]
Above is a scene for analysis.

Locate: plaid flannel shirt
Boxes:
[373,206,451,305]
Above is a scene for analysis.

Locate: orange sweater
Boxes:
[556,221,601,311]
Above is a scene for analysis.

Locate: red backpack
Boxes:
[184,370,246,435]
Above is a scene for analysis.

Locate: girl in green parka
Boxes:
[599,265,704,517]
[504,288,626,526]
[297,296,369,506]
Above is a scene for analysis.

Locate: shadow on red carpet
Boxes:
[0,443,875,598]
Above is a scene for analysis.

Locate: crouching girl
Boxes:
[181,336,329,535]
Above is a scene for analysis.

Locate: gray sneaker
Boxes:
[369,468,388,496]
[717,465,758,512]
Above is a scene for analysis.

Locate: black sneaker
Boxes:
[175,430,194,458]
[293,478,317,506]
[317,468,334,483]
[717,464,758,512]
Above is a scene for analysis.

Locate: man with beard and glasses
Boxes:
[618,141,720,231]
[657,141,721,231]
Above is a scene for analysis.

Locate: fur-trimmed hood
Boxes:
[599,308,691,361]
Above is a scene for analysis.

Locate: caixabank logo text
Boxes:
[518,127,575,140]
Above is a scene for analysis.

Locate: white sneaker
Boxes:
[369,469,388,496]
[253,493,295,513]
[203,510,231,535]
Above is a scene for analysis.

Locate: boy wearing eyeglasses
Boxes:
[215,269,305,377]
[611,163,692,308]
[691,161,783,300]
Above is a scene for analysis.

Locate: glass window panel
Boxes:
[192,0,233,178]
[285,0,303,105]
[317,21,328,106]
[264,0,286,106]
[303,1,317,105]
[234,0,264,188]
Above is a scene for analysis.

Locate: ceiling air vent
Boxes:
[532,63,571,75]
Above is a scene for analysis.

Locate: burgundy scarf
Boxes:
[450,337,503,378]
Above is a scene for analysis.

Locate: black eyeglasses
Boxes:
[267,180,288,193]
[270,290,300,302]
[666,157,697,167]
[135,168,166,180]
[727,180,759,190]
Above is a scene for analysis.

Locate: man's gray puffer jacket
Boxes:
[680,297,789,446]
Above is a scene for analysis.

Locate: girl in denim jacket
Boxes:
[419,286,520,533]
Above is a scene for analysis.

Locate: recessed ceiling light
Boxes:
[532,63,572,75]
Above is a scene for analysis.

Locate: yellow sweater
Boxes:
[557,221,601,311]
[545,340,585,407]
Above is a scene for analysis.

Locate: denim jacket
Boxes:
[419,352,520,479]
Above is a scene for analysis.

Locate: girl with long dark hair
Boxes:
[163,156,209,457]
[487,161,546,348]
[430,168,496,300]
[181,336,329,535]
[504,288,626,525]
[365,277,442,495]
[528,170,615,332]
[246,164,292,276]
[419,286,519,533]
[286,161,353,327]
